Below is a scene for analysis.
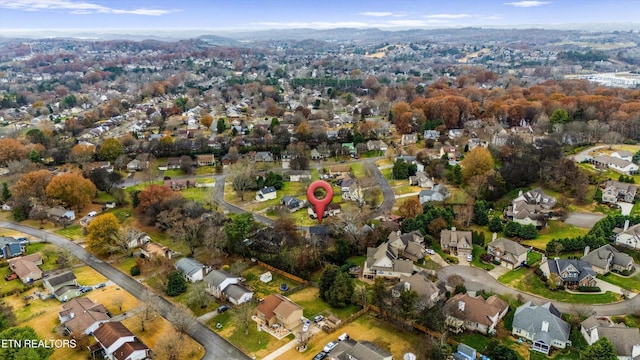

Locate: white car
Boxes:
[426,249,435,255]
[323,341,339,353]
[466,254,473,262]
[302,320,310,332]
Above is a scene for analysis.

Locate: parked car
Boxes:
[94,283,106,289]
[80,286,93,294]
[302,320,310,332]
[217,305,229,313]
[4,273,17,281]
[312,351,327,360]
[313,315,324,323]
[323,341,338,353]
[466,254,473,262]
[426,248,435,255]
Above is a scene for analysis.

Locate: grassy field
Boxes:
[277,313,422,360]
[242,265,302,299]
[599,272,640,292]
[445,187,471,205]
[523,221,590,250]
[55,225,84,241]
[72,265,107,287]
[287,287,361,319]
[195,166,215,175]
[498,267,621,304]
[95,191,116,203]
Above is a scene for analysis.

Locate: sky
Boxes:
[0,0,638,34]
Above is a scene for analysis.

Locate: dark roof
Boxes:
[93,321,134,350]
[46,271,76,287]
[112,339,149,360]
[309,226,328,235]
[204,269,236,287]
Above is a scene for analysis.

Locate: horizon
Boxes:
[0,0,639,38]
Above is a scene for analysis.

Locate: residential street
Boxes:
[438,265,640,316]
[0,222,250,360]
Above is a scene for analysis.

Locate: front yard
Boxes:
[598,271,640,292]
[498,267,621,304]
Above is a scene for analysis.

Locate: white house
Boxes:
[614,221,640,250]
[175,257,207,282]
[512,302,571,355]
[592,155,638,175]
[363,242,414,279]
[203,269,253,305]
[91,321,150,360]
[256,186,277,202]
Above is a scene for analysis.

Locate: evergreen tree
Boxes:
[326,271,354,308]
[488,216,504,233]
[393,159,409,180]
[217,118,226,133]
[504,221,521,237]
[166,270,187,296]
[319,265,339,301]
[1,182,10,202]
[473,200,490,226]
[581,338,617,360]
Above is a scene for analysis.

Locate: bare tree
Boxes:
[170,216,206,257]
[297,329,311,351]
[156,329,184,360]
[353,284,368,307]
[187,281,210,310]
[168,304,197,337]
[138,290,157,332]
[235,302,254,335]
[229,260,249,276]
[111,294,124,313]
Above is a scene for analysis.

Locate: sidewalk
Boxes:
[197,309,219,322]
[262,324,322,360]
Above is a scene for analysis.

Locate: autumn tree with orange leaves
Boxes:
[45,173,96,210]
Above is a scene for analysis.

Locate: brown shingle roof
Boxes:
[446,293,508,326]
[112,339,149,360]
[8,253,42,280]
[256,294,282,321]
[93,321,134,349]
[60,298,110,334]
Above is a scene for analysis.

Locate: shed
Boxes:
[260,272,273,283]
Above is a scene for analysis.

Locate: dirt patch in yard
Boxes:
[72,265,108,286]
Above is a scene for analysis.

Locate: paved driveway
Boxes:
[0,222,250,360]
[565,212,605,228]
[620,203,633,216]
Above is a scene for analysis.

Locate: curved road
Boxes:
[438,265,639,316]
[0,221,250,360]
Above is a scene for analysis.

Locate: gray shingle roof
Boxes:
[175,258,204,276]
[203,269,235,287]
[582,244,633,270]
[513,302,570,343]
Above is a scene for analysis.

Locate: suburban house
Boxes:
[581,244,634,275]
[175,258,207,282]
[581,315,640,360]
[47,208,76,221]
[204,269,253,305]
[366,140,388,152]
[90,321,150,360]
[363,241,414,279]
[340,178,362,202]
[440,227,473,256]
[287,170,312,182]
[44,271,81,302]
[454,343,477,360]
[280,196,305,213]
[387,230,428,262]
[328,165,351,176]
[540,258,597,288]
[504,188,554,228]
[126,159,147,172]
[310,148,327,160]
[602,180,637,204]
[409,172,435,188]
[196,154,215,166]
[140,242,172,259]
[401,133,418,145]
[166,157,181,169]
[255,294,304,331]
[8,253,43,283]
[440,145,460,161]
[326,339,393,360]
[58,297,111,335]
[449,129,464,139]
[0,236,27,258]
[591,154,638,175]
[163,179,197,191]
[255,151,274,162]
[444,293,509,335]
[308,203,341,219]
[256,187,277,202]
[487,236,528,269]
[612,151,633,162]
[512,301,571,355]
[419,185,449,204]
[125,231,151,249]
[614,221,640,250]
[391,270,443,310]
[424,130,441,140]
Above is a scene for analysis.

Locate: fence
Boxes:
[255,260,308,284]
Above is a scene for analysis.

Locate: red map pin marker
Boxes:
[307,180,334,224]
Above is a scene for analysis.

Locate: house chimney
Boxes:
[584,246,590,257]
[492,232,497,241]
[541,320,549,332]
[625,220,630,231]
[404,282,411,292]
[518,190,523,197]
[451,227,457,232]
[458,301,465,312]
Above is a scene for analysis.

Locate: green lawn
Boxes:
[95,191,116,203]
[527,251,542,266]
[471,245,494,270]
[0,265,27,295]
[55,225,84,241]
[241,266,300,299]
[523,221,590,251]
[350,162,366,178]
[287,287,362,319]
[453,333,490,353]
[444,188,471,205]
[599,272,640,292]
[195,166,215,175]
[347,256,366,267]
[163,169,185,177]
[498,267,621,304]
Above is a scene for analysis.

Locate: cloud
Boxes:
[0,0,175,16]
[504,1,550,7]
[425,13,472,19]
[359,11,407,17]
[255,21,370,29]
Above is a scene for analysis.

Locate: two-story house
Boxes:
[440,227,473,256]
[487,236,528,269]
[203,269,253,305]
[540,258,597,288]
[581,244,634,275]
[614,221,640,250]
[326,339,392,360]
[512,301,571,354]
[602,180,637,204]
[444,293,509,335]
[387,230,428,262]
[363,242,414,279]
[581,315,640,360]
[391,271,443,310]
[255,294,303,330]
[44,271,81,302]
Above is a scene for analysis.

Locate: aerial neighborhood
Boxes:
[2,10,640,360]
